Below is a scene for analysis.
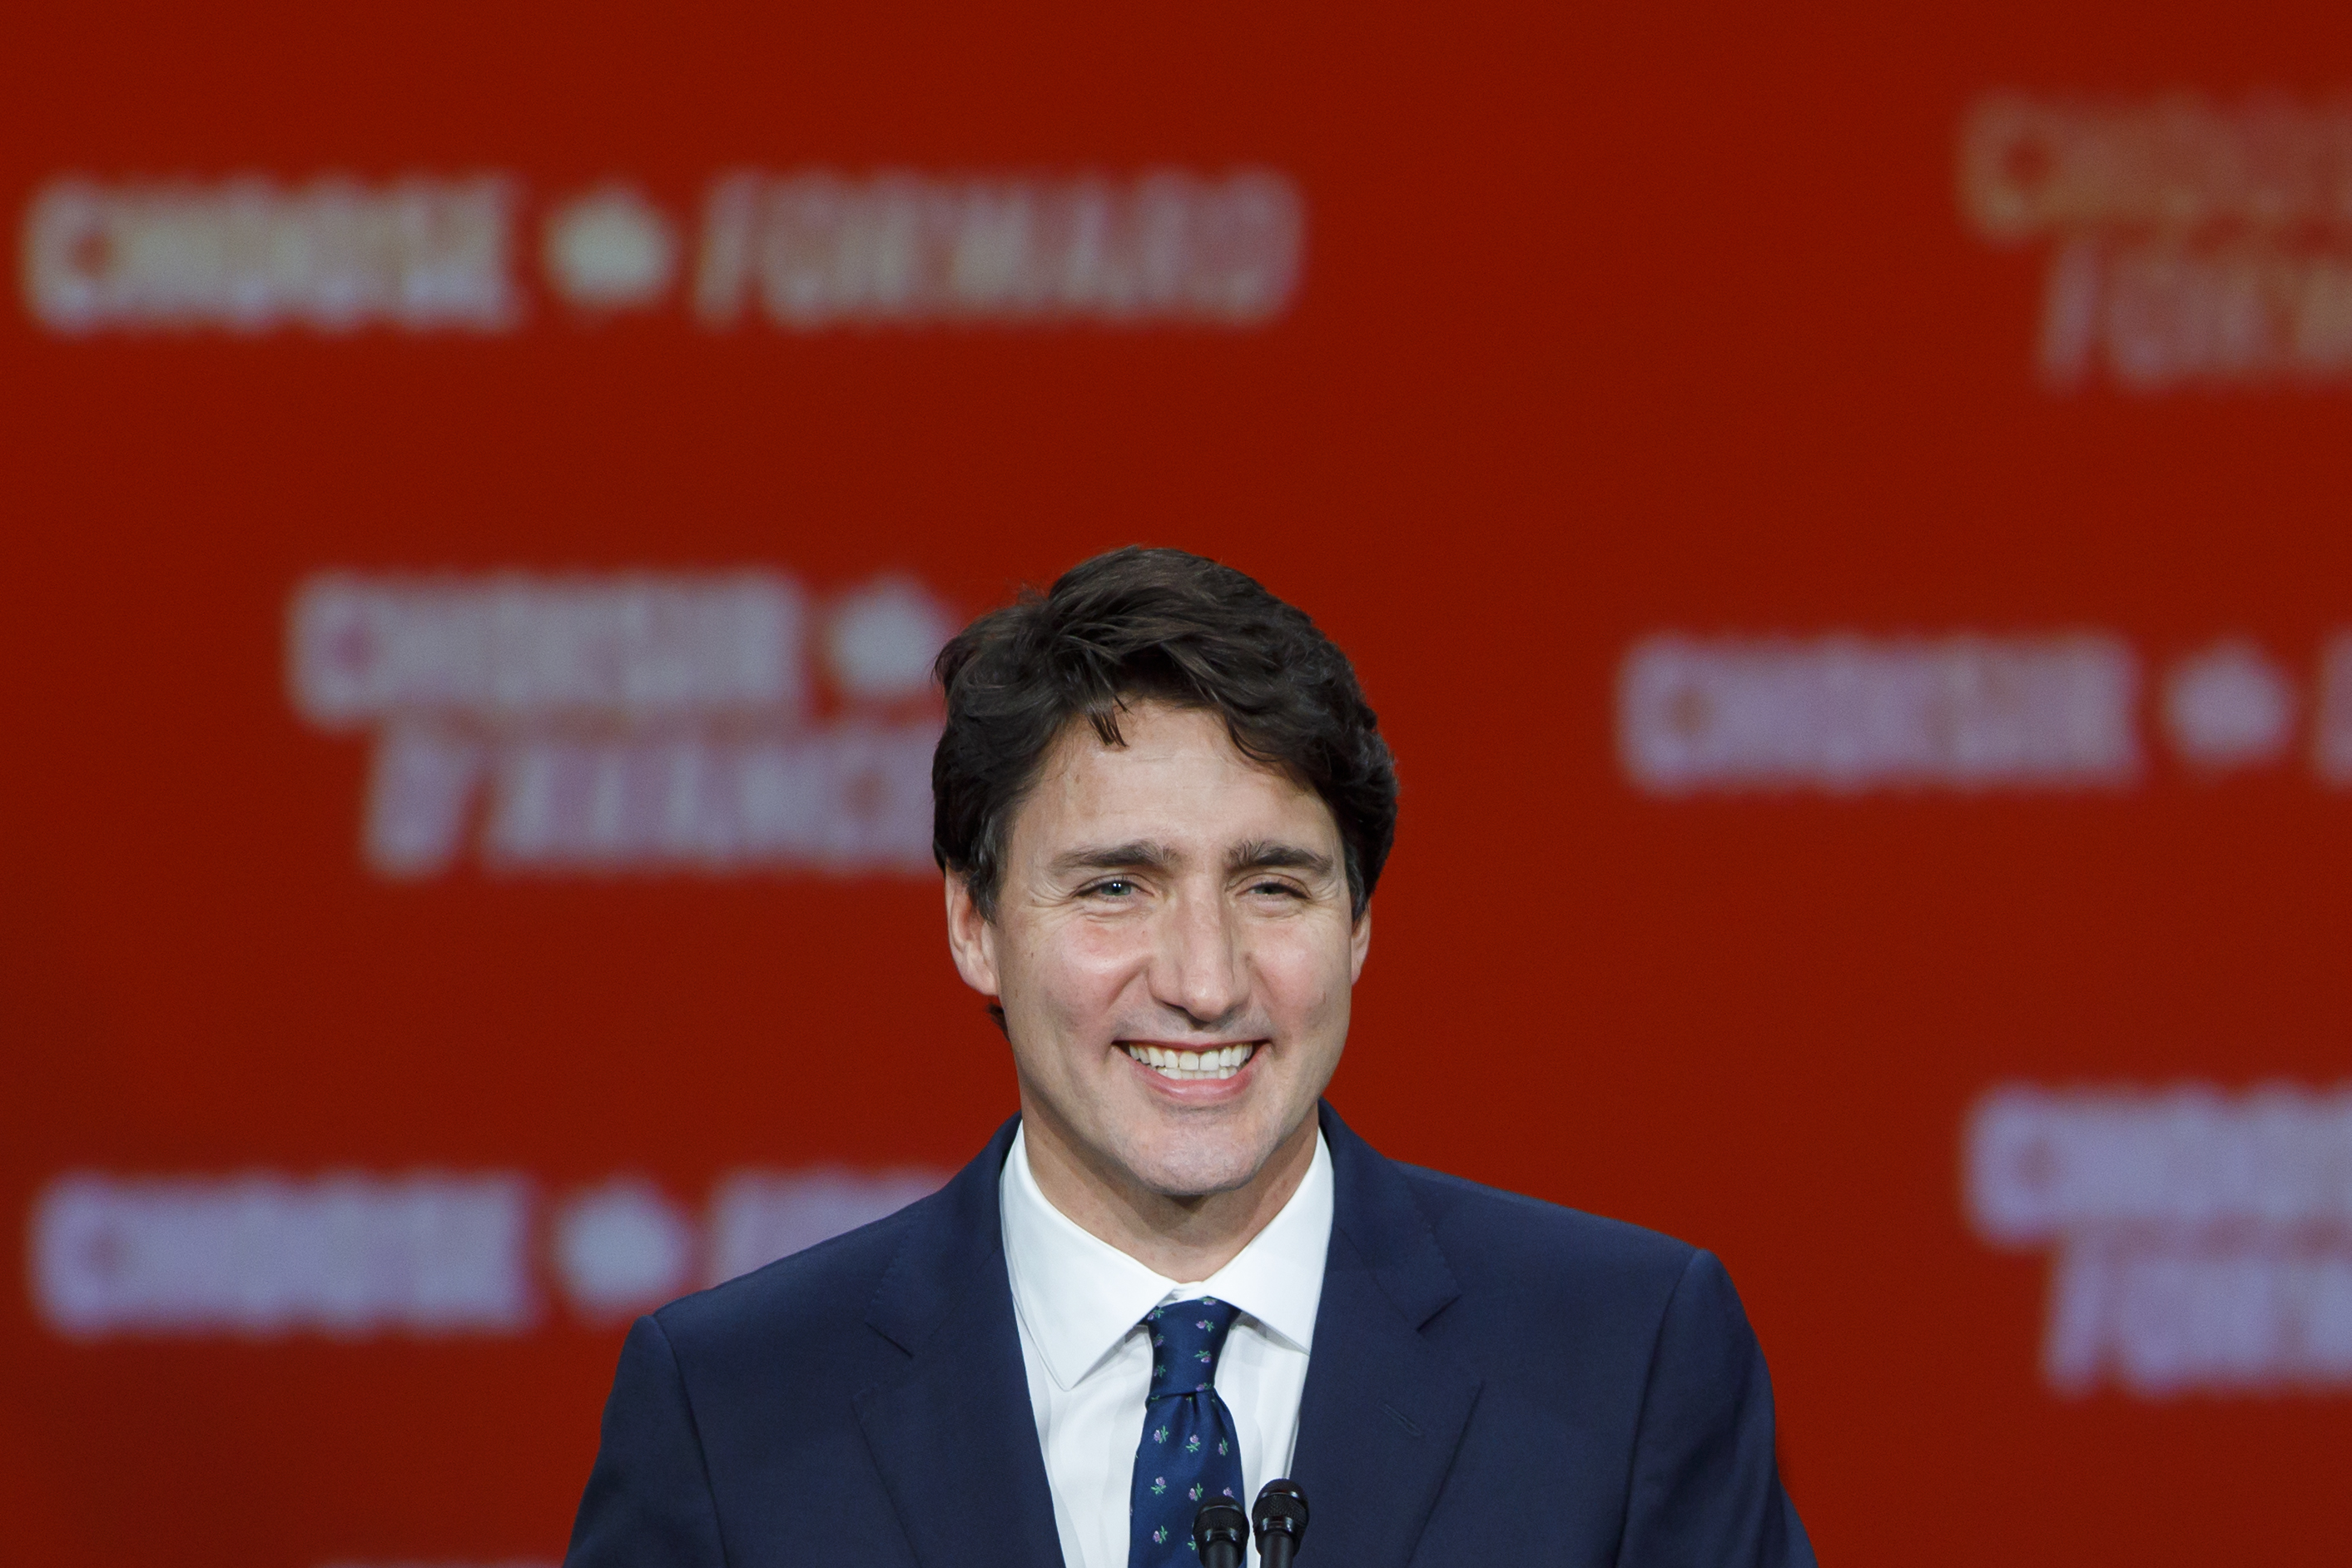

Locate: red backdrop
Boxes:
[8,4,2352,1564]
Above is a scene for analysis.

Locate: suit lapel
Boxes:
[850,1107,1479,1568]
[1291,1107,1482,1568]
[854,1119,1066,1568]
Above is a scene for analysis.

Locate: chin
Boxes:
[1119,1115,1290,1199]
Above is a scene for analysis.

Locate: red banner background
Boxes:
[7,4,2352,1563]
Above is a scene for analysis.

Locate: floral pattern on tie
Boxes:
[1128,1297,1245,1568]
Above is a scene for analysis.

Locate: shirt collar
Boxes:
[1000,1121,1334,1392]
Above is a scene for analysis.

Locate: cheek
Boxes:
[1011,916,1152,1025]
[1254,924,1357,1030]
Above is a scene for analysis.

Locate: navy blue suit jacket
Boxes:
[566,1105,1814,1566]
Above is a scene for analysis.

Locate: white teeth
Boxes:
[1124,1043,1260,1081]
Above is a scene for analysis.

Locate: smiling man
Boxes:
[565,548,1814,1568]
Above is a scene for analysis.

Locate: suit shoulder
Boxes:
[1393,1161,1699,1302]
[648,1193,926,1360]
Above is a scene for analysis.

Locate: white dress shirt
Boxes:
[1000,1124,1333,1568]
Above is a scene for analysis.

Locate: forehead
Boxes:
[1010,703,1338,854]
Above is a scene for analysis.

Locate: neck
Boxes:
[1018,1108,1320,1282]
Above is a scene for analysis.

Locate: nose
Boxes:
[1150,885,1248,1031]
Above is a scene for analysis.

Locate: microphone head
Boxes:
[1193,1498,1249,1560]
[1252,1478,1310,1542]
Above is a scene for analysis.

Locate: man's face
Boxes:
[946,702,1369,1199]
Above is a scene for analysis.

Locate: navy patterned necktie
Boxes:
[1129,1296,1247,1567]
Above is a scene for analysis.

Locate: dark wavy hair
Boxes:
[931,547,1397,921]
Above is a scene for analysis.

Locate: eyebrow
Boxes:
[1227,840,1335,878]
[1048,841,1178,878]
[1045,839,1336,881]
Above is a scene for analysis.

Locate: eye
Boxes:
[1086,879,1137,898]
[1248,880,1305,899]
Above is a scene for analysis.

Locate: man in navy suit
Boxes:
[566,548,1814,1567]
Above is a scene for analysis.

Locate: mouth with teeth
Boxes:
[1123,1042,1259,1081]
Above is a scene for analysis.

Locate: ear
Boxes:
[1348,903,1372,984]
[943,871,1002,999]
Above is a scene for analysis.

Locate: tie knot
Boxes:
[1144,1297,1241,1399]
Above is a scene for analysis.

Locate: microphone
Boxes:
[1252,1479,1309,1568]
[1192,1498,1248,1568]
